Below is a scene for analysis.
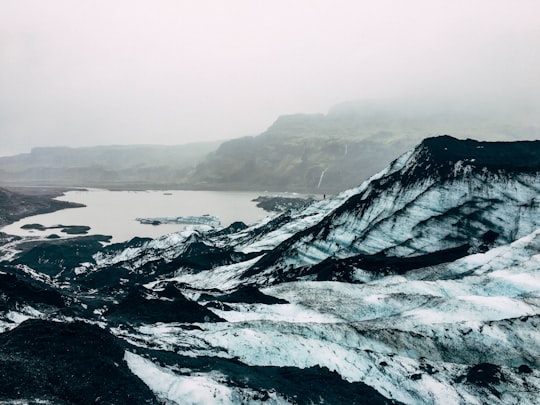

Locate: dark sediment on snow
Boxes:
[200,285,289,304]
[312,244,472,281]
[135,348,402,405]
[0,272,65,310]
[105,284,224,324]
[0,319,158,404]
[253,195,315,212]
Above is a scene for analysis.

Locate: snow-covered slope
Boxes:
[118,228,540,405]
[89,136,540,285]
[245,136,540,274]
[1,135,540,404]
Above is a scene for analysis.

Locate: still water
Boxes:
[2,189,273,243]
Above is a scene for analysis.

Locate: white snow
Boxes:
[124,351,290,404]
[0,307,44,332]
[125,351,235,404]
[124,228,540,404]
[208,303,343,323]
[146,255,263,291]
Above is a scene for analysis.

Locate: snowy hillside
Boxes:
[246,136,540,272]
[0,136,539,404]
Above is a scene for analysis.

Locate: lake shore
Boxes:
[0,187,85,228]
[0,189,276,243]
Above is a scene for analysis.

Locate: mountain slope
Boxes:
[242,136,540,277]
[188,101,540,193]
[188,114,418,193]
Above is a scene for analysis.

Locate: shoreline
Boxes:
[0,187,85,229]
[0,180,334,194]
[0,187,321,246]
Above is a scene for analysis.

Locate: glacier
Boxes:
[112,228,540,404]
[1,136,539,404]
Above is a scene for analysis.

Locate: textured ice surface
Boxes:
[4,137,540,404]
[125,351,289,404]
[125,229,540,404]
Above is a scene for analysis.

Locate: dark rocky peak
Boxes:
[242,135,540,274]
[402,135,540,184]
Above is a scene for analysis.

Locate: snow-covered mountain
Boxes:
[1,135,539,404]
[246,136,540,272]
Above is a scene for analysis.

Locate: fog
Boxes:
[1,0,539,156]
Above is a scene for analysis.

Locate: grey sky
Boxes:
[1,0,539,156]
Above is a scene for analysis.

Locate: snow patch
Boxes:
[124,351,289,404]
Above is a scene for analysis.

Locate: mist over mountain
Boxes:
[1,136,539,403]
[2,101,537,193]
[188,101,540,192]
[0,142,220,189]
[1,1,538,401]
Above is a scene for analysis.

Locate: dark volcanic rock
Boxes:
[518,364,533,374]
[239,364,402,405]
[12,235,111,277]
[132,242,260,278]
[415,136,540,178]
[20,223,90,235]
[0,187,84,228]
[105,285,224,324]
[21,223,47,231]
[201,285,288,304]
[0,272,65,309]
[0,319,157,404]
[58,225,91,235]
[207,221,248,237]
[253,195,315,212]
[466,363,506,386]
[104,236,153,251]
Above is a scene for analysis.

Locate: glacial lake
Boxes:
[2,189,278,243]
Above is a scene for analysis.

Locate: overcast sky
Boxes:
[1,0,539,156]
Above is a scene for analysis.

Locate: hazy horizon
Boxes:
[1,0,539,156]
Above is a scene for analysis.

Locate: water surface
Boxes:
[2,189,273,243]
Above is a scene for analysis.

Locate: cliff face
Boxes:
[188,102,540,193]
[188,114,417,193]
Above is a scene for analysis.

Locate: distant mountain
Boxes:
[1,101,538,193]
[0,142,221,189]
[1,136,539,403]
[188,102,539,193]
[187,114,414,193]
